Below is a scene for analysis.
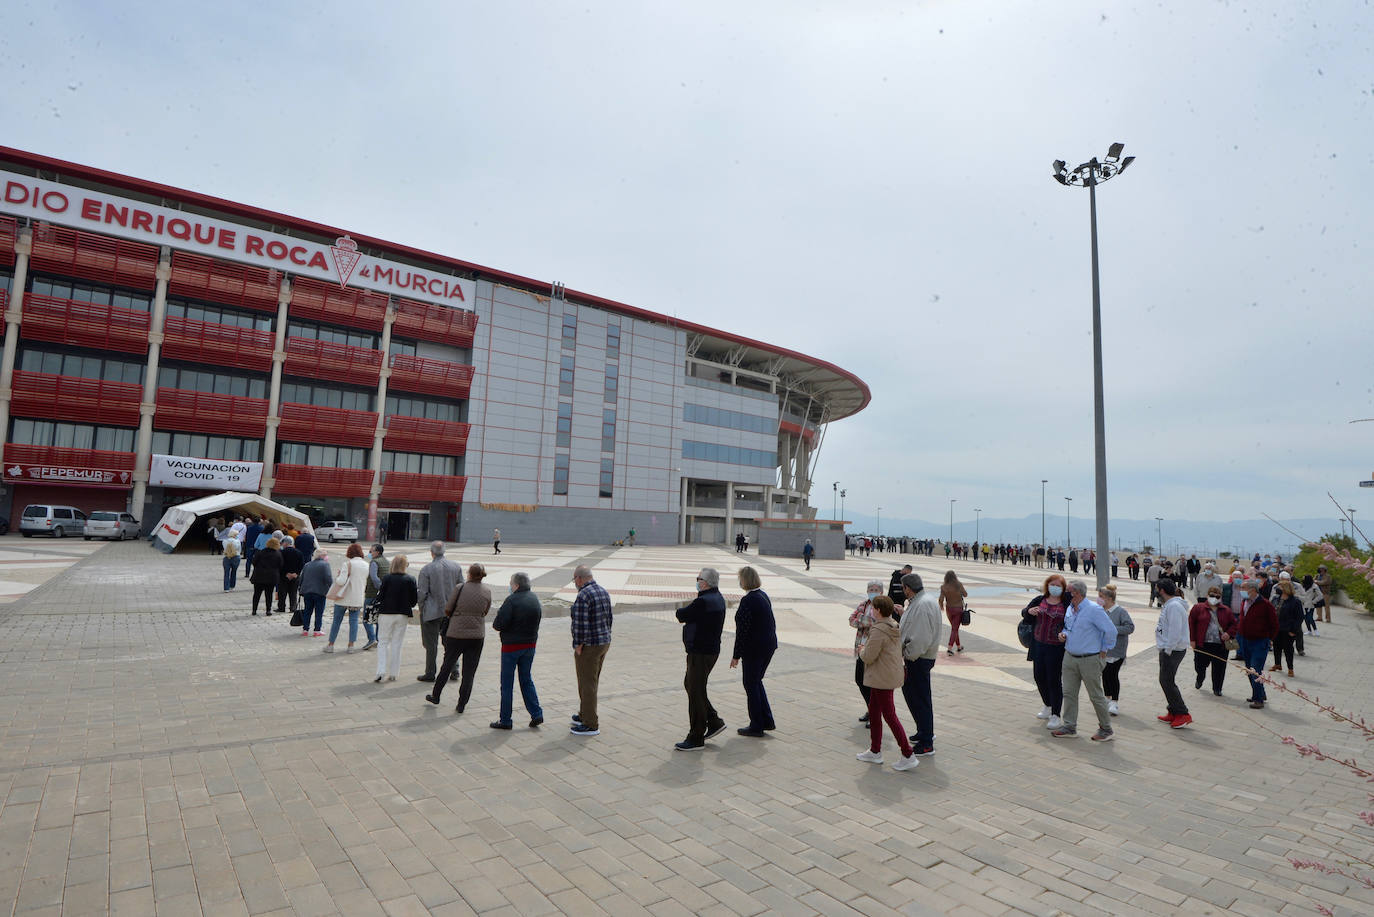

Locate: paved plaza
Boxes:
[1,539,1372,916]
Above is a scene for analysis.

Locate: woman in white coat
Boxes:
[324,542,370,654]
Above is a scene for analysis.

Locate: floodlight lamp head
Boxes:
[1118,155,1135,173]
[1106,142,1125,161]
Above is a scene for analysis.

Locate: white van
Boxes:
[19,504,87,537]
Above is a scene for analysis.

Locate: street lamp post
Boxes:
[1041,479,1047,548]
[1053,143,1134,588]
[1350,508,1357,542]
[840,489,846,522]
[877,506,882,538]
[1155,517,1163,555]
[832,482,839,521]
[949,498,956,544]
[1064,496,1072,547]
[974,508,982,543]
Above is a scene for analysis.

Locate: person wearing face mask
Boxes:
[1194,563,1223,603]
[1189,586,1236,696]
[1023,574,1069,730]
[850,579,886,723]
[1235,579,1278,709]
[1269,581,1303,678]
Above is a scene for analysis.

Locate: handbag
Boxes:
[289,608,303,627]
[1017,617,1035,649]
[326,563,350,602]
[960,607,972,626]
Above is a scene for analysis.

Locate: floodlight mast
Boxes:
[1051,143,1135,589]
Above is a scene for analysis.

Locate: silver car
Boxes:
[315,520,359,543]
[83,511,140,541]
[20,504,87,537]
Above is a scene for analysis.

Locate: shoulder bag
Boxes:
[960,607,973,627]
[326,563,349,602]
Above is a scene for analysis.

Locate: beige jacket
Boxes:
[443,580,493,640]
[859,618,905,689]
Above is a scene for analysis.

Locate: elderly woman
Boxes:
[1188,585,1236,696]
[426,564,492,713]
[849,579,885,723]
[298,549,332,636]
[249,536,283,616]
[1023,573,1069,730]
[324,542,370,654]
[730,566,778,736]
[490,571,544,728]
[1098,584,1134,716]
[277,535,304,619]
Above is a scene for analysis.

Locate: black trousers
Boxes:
[1032,641,1065,715]
[1193,642,1227,693]
[1273,632,1297,670]
[276,578,299,616]
[251,582,276,614]
[1102,658,1125,699]
[855,657,870,706]
[1158,649,1189,715]
[684,652,720,742]
[432,637,484,709]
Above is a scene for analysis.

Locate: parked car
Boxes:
[84,511,140,541]
[315,520,359,543]
[20,505,88,538]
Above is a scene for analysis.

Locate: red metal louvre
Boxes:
[277,402,379,448]
[0,215,16,266]
[162,315,275,372]
[382,416,470,456]
[289,276,387,331]
[380,472,467,504]
[272,464,374,498]
[168,251,280,312]
[283,337,382,387]
[20,294,151,356]
[10,371,142,426]
[386,354,474,398]
[391,298,477,348]
[28,224,158,290]
[154,389,270,438]
[3,443,137,471]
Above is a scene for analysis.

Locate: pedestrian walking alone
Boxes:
[938,570,968,655]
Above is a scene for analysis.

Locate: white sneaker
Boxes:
[1310,630,1319,637]
[1108,701,1120,716]
[856,749,883,764]
[892,754,920,772]
[1036,706,1052,719]
[1046,715,1063,729]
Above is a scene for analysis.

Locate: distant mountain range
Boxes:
[841,512,1340,558]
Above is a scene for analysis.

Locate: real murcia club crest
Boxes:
[329,235,362,288]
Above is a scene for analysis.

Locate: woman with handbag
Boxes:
[426,564,492,712]
[1098,584,1134,716]
[1025,573,1069,730]
[1188,585,1235,696]
[373,555,419,683]
[938,570,969,655]
[324,543,369,654]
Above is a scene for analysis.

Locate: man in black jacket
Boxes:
[889,564,912,609]
[490,571,544,729]
[674,567,727,750]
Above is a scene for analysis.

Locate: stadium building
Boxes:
[0,147,868,546]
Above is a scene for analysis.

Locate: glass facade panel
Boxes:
[681,440,777,468]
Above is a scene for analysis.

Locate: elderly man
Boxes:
[1194,562,1224,602]
[416,541,463,683]
[897,572,942,756]
[673,568,728,750]
[1236,577,1278,709]
[1051,580,1118,741]
[570,564,613,737]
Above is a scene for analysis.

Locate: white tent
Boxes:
[151,491,315,554]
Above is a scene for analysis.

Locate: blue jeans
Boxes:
[301,593,325,632]
[222,556,240,590]
[742,648,776,730]
[243,546,256,579]
[1239,636,1271,702]
[498,647,543,725]
[328,605,376,645]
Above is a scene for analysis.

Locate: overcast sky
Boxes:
[2,1,1371,527]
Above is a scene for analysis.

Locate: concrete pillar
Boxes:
[129,248,171,515]
[724,479,735,546]
[365,300,397,541]
[763,483,773,520]
[259,277,292,499]
[678,477,688,544]
[0,226,33,471]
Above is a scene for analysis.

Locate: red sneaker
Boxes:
[1170,714,1193,729]
[1157,713,1176,722]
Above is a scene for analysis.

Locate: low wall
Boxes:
[458,504,679,547]
[757,519,845,560]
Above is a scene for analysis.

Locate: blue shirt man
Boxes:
[1052,580,1119,741]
